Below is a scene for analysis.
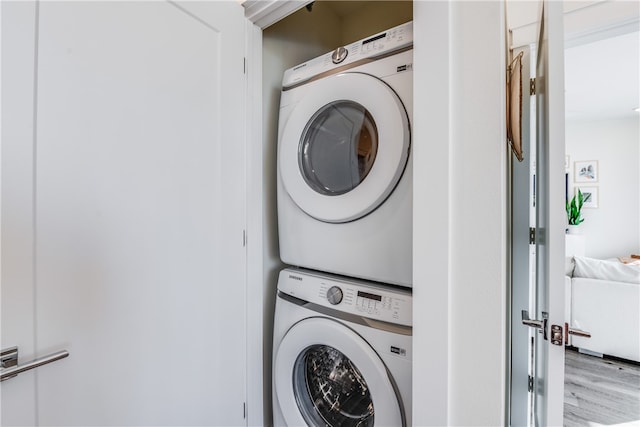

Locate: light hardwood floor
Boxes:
[564,347,640,426]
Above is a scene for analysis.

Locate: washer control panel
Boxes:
[283,21,413,88]
[278,268,411,326]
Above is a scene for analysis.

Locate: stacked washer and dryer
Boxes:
[273,21,414,427]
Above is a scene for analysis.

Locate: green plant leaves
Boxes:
[566,189,585,225]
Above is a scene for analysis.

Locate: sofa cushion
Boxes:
[565,256,575,276]
[573,256,640,284]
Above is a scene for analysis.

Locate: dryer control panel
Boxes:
[282,21,413,89]
[278,268,412,327]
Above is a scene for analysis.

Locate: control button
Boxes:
[331,47,348,64]
[326,286,343,305]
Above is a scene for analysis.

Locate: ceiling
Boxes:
[565,30,640,121]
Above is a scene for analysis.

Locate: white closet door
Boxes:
[1,2,39,425]
[2,1,247,425]
[532,0,567,425]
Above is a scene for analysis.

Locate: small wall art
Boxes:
[576,186,599,208]
[574,160,598,183]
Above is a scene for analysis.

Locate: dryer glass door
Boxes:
[279,72,410,223]
[293,344,374,427]
[300,101,378,197]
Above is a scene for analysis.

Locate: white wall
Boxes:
[566,117,640,258]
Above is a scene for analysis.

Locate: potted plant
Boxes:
[566,189,585,234]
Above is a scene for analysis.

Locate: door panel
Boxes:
[533,0,566,425]
[1,2,38,425]
[509,44,533,427]
[2,1,246,425]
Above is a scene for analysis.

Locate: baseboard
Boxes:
[577,347,604,358]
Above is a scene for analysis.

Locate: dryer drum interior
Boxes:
[293,344,374,427]
[299,100,379,197]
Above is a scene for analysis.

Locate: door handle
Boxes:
[521,310,544,329]
[564,323,591,345]
[522,312,591,347]
[1,346,69,382]
[521,310,549,341]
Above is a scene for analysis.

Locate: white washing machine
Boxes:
[272,268,412,427]
[277,22,413,287]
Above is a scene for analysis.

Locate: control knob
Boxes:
[326,286,343,305]
[331,47,348,64]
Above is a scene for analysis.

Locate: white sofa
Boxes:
[566,256,640,362]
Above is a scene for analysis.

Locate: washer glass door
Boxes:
[293,344,374,427]
[274,317,404,427]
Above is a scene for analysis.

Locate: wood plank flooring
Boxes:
[564,347,640,426]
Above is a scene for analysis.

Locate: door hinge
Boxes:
[529,227,536,244]
[243,402,246,419]
[530,78,536,95]
[528,375,534,392]
[242,230,247,247]
[244,57,246,74]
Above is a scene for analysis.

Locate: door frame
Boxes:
[244,1,509,426]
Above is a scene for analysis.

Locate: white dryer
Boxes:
[272,268,412,427]
[277,22,413,287]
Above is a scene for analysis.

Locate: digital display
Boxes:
[362,33,386,45]
[357,291,382,301]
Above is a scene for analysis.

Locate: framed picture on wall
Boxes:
[574,160,598,183]
[576,186,599,208]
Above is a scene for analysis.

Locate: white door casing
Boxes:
[248,2,511,425]
[1,1,247,425]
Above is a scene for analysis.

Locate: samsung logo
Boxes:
[293,63,307,71]
[288,275,303,281]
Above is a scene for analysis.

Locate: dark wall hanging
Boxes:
[507,51,524,162]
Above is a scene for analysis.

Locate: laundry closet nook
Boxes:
[260,2,413,425]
